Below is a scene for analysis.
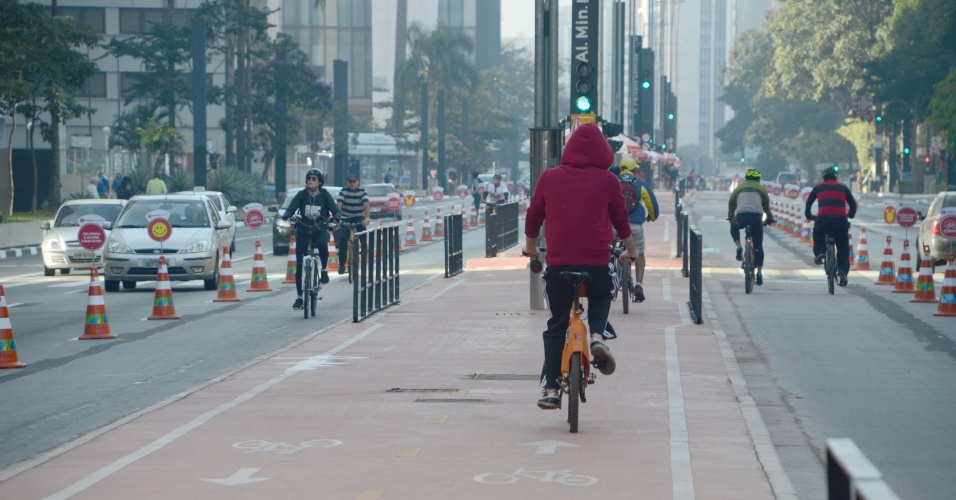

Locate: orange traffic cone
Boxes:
[479,204,487,225]
[421,210,433,242]
[911,246,938,303]
[149,256,182,319]
[248,240,273,292]
[892,239,915,293]
[875,235,895,285]
[0,285,26,369]
[326,240,339,272]
[469,203,478,228]
[282,235,297,284]
[80,268,115,339]
[853,227,871,270]
[434,208,445,238]
[847,228,855,267]
[799,217,811,243]
[213,247,241,303]
[404,214,417,247]
[933,254,956,316]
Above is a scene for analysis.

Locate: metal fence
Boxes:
[485,201,520,258]
[688,226,703,325]
[676,202,684,257]
[444,213,464,278]
[681,211,690,277]
[349,225,400,322]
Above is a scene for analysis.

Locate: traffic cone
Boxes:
[799,217,811,243]
[847,228,855,267]
[853,227,871,270]
[420,210,433,242]
[404,214,417,247]
[248,240,273,292]
[213,247,241,303]
[80,268,115,339]
[892,239,915,293]
[875,235,896,285]
[911,246,938,303]
[282,235,297,284]
[434,208,445,238]
[0,285,26,369]
[149,256,182,319]
[933,254,956,316]
[326,240,339,272]
[469,203,478,228]
[479,204,487,225]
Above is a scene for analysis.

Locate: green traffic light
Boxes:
[740,157,745,163]
[667,113,674,120]
[875,115,883,122]
[661,144,667,150]
[642,81,650,90]
[574,95,592,113]
[903,146,910,154]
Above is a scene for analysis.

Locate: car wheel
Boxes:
[43,266,55,277]
[231,238,236,254]
[915,239,921,271]
[104,279,120,292]
[122,280,137,290]
[204,253,221,290]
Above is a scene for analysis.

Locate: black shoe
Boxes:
[632,283,646,302]
[838,272,848,286]
[292,297,303,310]
[590,339,616,375]
[537,389,560,410]
[735,247,743,261]
[337,266,345,275]
[320,271,329,284]
[756,272,763,286]
[814,254,825,265]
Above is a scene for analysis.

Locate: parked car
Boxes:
[916,191,956,272]
[103,194,232,291]
[774,172,801,187]
[267,186,341,255]
[40,199,128,276]
[365,183,402,220]
[175,189,237,253]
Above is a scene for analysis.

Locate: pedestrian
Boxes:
[96,171,109,198]
[470,171,483,214]
[116,176,135,200]
[146,170,168,194]
[85,178,100,198]
[485,174,509,208]
[111,173,123,198]
[383,167,394,184]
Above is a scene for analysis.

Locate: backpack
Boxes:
[620,175,639,213]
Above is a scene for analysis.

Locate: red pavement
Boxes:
[0,193,801,499]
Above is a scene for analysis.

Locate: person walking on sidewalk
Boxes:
[728,169,775,286]
[523,122,638,410]
[805,166,856,286]
[335,174,370,275]
[282,168,340,310]
[618,157,659,302]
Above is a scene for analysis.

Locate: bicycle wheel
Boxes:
[310,265,318,317]
[620,261,630,314]
[826,244,836,295]
[568,352,581,433]
[302,259,313,319]
[347,240,355,285]
[744,241,755,294]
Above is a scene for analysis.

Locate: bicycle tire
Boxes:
[744,240,754,294]
[826,244,836,295]
[620,261,630,314]
[568,352,581,433]
[347,242,355,285]
[302,258,313,319]
[310,264,318,317]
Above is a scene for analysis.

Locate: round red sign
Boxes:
[433,191,444,201]
[897,206,918,228]
[245,209,265,229]
[938,213,956,238]
[77,223,106,251]
[386,196,401,211]
[772,186,782,196]
[147,217,172,242]
[458,187,468,197]
[788,188,799,200]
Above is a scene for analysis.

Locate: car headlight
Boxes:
[276,218,291,230]
[108,241,134,253]
[43,238,63,251]
[180,240,213,253]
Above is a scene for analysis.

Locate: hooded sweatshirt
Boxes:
[525,123,632,267]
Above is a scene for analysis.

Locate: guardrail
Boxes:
[676,202,684,257]
[349,225,400,322]
[827,438,899,500]
[688,225,703,324]
[681,211,690,277]
[444,213,464,278]
[485,201,519,258]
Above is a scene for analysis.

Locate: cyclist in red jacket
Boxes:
[804,166,856,286]
[523,123,637,410]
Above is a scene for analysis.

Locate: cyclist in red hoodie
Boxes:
[523,123,638,410]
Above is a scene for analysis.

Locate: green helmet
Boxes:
[744,169,761,181]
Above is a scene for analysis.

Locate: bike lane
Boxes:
[0,193,799,499]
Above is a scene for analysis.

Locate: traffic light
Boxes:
[641,69,652,90]
[875,115,882,123]
[924,155,931,164]
[572,61,597,114]
[903,146,911,155]
[740,157,746,163]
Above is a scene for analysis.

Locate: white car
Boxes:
[176,189,238,252]
[40,199,128,276]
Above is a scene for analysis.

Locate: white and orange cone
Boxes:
[327,240,340,272]
[420,210,433,242]
[434,208,445,238]
[934,253,956,316]
[853,227,871,270]
[404,214,417,247]
[0,285,26,369]
[248,240,272,292]
[282,235,297,284]
[875,235,895,286]
[847,228,855,268]
[213,247,241,303]
[911,246,938,303]
[892,239,915,293]
[80,268,115,339]
[469,203,478,228]
[149,256,182,319]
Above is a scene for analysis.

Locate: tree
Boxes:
[137,117,183,167]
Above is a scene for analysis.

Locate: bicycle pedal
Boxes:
[587,373,597,384]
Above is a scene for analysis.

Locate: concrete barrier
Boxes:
[0,221,44,250]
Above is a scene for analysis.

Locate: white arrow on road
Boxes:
[202,468,272,486]
[520,440,580,454]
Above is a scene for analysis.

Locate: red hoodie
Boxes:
[525,123,632,267]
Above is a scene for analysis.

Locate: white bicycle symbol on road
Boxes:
[232,439,342,455]
[474,468,598,486]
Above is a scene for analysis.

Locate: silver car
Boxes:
[916,191,956,272]
[175,189,238,252]
[40,199,127,276]
[103,194,232,292]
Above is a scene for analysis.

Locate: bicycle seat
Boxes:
[559,271,591,282]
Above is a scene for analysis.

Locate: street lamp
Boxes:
[103,126,111,178]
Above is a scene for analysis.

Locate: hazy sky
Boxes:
[501,2,536,40]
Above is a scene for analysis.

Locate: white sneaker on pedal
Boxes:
[590,339,616,375]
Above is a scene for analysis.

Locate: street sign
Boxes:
[245,210,264,229]
[147,217,172,242]
[77,223,106,251]
[931,136,943,153]
[897,206,918,228]
[457,185,468,198]
[883,205,897,225]
[386,195,401,212]
[938,213,956,239]
[433,191,444,201]
[569,114,596,134]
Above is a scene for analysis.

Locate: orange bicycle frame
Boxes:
[559,281,591,382]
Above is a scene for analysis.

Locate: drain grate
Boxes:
[387,388,460,393]
[471,374,539,381]
[414,399,490,403]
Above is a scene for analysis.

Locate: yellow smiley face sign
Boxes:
[883,205,896,225]
[148,217,172,242]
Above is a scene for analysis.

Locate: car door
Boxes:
[206,199,228,251]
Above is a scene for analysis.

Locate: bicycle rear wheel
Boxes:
[744,241,755,294]
[620,261,630,314]
[347,243,355,284]
[826,244,836,295]
[568,352,581,433]
[310,267,318,317]
[302,259,313,319]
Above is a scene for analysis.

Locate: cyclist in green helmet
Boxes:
[728,169,776,285]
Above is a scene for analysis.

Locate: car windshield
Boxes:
[115,200,208,228]
[280,188,304,210]
[54,203,124,227]
[365,185,394,197]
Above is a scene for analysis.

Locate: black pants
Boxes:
[812,216,851,275]
[540,264,614,391]
[730,213,765,267]
[472,193,481,213]
[295,227,330,296]
[333,218,366,268]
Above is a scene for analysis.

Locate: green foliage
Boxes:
[137,118,184,163]
[167,168,193,192]
[208,167,268,207]
[128,168,153,196]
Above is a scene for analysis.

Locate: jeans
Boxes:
[730,213,765,267]
[295,227,330,296]
[812,216,851,275]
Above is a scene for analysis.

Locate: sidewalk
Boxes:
[0,194,801,499]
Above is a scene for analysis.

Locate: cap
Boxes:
[619,157,638,175]
[347,174,358,181]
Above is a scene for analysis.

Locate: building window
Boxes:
[120,72,143,100]
[119,8,194,34]
[78,72,107,99]
[59,7,106,34]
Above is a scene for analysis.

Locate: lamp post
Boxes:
[103,126,111,179]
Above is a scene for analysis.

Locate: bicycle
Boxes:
[293,219,326,318]
[335,221,364,285]
[610,240,632,313]
[824,232,837,295]
[742,224,756,294]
